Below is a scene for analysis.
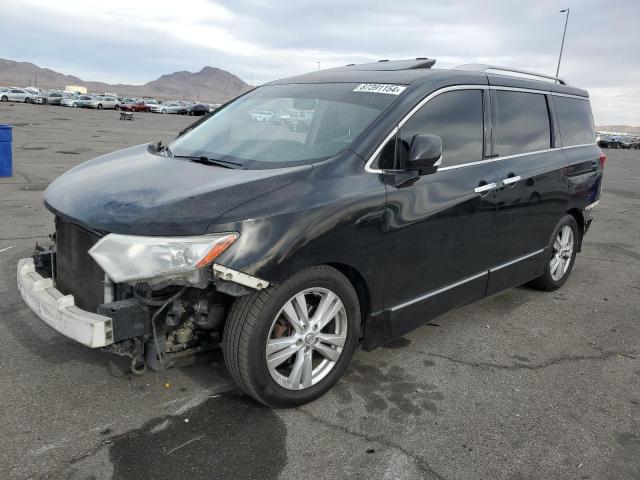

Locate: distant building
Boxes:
[65,85,87,94]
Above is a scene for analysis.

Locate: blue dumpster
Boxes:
[0,125,12,177]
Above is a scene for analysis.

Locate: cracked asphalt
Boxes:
[1,103,639,480]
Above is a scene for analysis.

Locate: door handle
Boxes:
[502,175,522,185]
[474,182,497,194]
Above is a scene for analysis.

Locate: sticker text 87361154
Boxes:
[353,84,407,95]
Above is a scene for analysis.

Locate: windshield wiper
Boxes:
[173,155,245,169]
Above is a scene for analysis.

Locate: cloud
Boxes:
[1,0,638,123]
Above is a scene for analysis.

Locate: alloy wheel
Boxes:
[550,225,574,281]
[265,288,347,390]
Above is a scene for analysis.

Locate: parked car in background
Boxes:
[286,110,314,132]
[46,92,64,105]
[249,109,274,122]
[120,99,151,112]
[187,103,211,116]
[146,101,163,113]
[619,136,640,149]
[1,88,33,103]
[87,96,120,110]
[60,95,80,107]
[32,94,48,104]
[76,95,94,108]
[153,102,181,114]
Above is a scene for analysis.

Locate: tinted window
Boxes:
[495,91,551,156]
[398,90,484,167]
[555,96,594,146]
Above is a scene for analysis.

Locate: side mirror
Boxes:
[407,134,442,175]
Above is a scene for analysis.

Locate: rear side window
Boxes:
[554,96,595,146]
[495,91,551,156]
[398,89,484,167]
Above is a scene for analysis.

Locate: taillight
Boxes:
[599,152,607,169]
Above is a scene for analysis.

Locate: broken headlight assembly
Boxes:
[88,232,238,284]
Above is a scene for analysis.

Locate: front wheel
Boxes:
[114,104,119,110]
[1,96,7,102]
[97,104,103,110]
[223,265,360,407]
[529,214,578,291]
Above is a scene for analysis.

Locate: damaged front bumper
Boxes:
[17,258,114,348]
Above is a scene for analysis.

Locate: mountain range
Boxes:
[0,58,251,103]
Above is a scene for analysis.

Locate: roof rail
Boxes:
[455,64,567,85]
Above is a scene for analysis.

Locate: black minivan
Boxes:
[18,59,604,407]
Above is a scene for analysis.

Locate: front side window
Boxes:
[495,91,551,156]
[554,96,595,146]
[170,83,400,169]
[397,89,484,168]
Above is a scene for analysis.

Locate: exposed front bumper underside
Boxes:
[17,258,114,348]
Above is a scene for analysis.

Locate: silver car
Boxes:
[60,96,80,107]
[86,96,121,110]
[153,102,181,114]
[0,88,33,103]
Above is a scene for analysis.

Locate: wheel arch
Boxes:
[325,262,371,325]
[566,208,585,252]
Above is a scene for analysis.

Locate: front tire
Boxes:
[223,265,360,408]
[529,214,578,291]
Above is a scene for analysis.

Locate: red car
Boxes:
[120,99,151,112]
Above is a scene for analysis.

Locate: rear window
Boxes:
[554,96,595,146]
[495,91,551,156]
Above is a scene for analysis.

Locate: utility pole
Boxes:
[556,8,570,79]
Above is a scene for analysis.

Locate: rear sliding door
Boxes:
[486,88,569,295]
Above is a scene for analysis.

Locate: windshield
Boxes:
[169,83,400,169]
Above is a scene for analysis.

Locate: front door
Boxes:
[382,88,499,338]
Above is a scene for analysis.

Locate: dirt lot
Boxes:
[1,102,639,480]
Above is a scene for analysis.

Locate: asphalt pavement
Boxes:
[0,102,638,480]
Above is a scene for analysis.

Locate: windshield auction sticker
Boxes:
[353,84,406,95]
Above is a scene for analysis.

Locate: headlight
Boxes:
[88,233,238,283]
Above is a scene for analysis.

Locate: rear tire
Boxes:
[223,265,360,408]
[529,214,578,291]
[1,96,7,102]
[97,104,103,110]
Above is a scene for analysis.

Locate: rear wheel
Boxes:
[223,265,360,407]
[529,215,578,291]
[97,104,103,110]
[1,96,7,102]
[72,102,78,108]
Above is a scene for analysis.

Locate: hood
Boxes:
[44,144,312,235]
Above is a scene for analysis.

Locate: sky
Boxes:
[1,0,639,124]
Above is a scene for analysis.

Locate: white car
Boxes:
[249,109,274,122]
[153,102,181,114]
[86,96,121,110]
[0,88,33,103]
[146,101,162,113]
